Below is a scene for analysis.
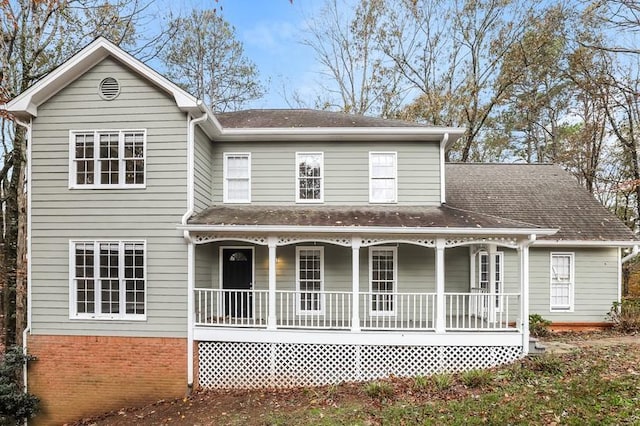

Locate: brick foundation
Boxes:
[550,322,613,332]
[27,335,187,425]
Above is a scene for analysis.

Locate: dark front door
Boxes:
[222,248,253,318]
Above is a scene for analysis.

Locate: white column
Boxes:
[488,243,497,323]
[520,238,531,354]
[351,237,361,332]
[267,236,277,330]
[435,238,446,333]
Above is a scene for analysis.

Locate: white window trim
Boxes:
[223,152,251,203]
[369,151,398,203]
[550,252,575,312]
[478,250,504,312]
[295,246,325,315]
[68,129,147,189]
[68,239,147,321]
[368,246,398,316]
[295,152,324,203]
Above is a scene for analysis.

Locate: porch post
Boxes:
[351,237,361,332]
[267,236,277,330]
[435,238,446,333]
[520,236,532,355]
[488,243,497,323]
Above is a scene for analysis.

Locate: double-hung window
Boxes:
[550,252,574,311]
[370,247,397,314]
[296,152,324,202]
[224,153,251,203]
[296,247,324,313]
[369,152,397,203]
[71,240,146,320]
[70,130,145,188]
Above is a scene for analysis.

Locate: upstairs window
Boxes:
[550,252,574,311]
[70,130,145,188]
[71,240,146,320]
[369,152,397,203]
[223,153,251,203]
[296,152,323,203]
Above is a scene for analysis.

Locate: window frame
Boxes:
[478,250,504,312]
[69,129,147,189]
[550,252,575,312]
[223,152,252,203]
[369,151,398,203]
[295,152,324,203]
[295,246,325,315]
[69,240,147,321]
[369,246,398,316]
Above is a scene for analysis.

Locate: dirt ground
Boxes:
[67,330,639,426]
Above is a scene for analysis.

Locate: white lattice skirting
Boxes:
[197,342,523,388]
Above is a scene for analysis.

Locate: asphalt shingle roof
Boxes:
[189,205,543,231]
[445,163,636,241]
[215,109,424,128]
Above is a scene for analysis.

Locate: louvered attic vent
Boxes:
[99,77,120,100]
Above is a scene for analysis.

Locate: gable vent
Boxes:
[99,77,120,100]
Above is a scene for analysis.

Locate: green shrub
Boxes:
[363,381,394,399]
[607,299,640,332]
[412,375,429,391]
[0,346,39,424]
[460,369,492,388]
[529,314,552,337]
[432,373,453,391]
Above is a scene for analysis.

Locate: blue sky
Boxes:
[164,0,328,108]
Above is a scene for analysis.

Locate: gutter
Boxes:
[183,109,207,393]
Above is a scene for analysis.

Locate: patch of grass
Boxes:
[363,381,394,400]
[529,353,565,375]
[432,373,453,391]
[412,374,429,391]
[460,368,492,388]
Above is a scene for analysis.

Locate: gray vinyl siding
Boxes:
[529,247,618,322]
[193,126,213,212]
[30,56,189,337]
[211,141,441,205]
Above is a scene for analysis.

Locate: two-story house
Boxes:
[4,38,637,425]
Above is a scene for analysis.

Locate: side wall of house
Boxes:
[529,247,618,323]
[193,126,212,212]
[210,141,441,205]
[29,56,190,424]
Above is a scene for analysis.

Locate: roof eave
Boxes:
[213,127,466,142]
[179,224,557,236]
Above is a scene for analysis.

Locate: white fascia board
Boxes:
[214,127,466,142]
[533,240,639,247]
[179,224,558,236]
[4,37,205,120]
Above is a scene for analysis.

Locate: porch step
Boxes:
[528,337,547,355]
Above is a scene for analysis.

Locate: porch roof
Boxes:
[446,163,637,242]
[187,204,550,234]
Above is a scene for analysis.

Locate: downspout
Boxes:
[14,117,32,412]
[620,245,638,305]
[621,245,639,264]
[439,133,449,204]
[183,110,208,393]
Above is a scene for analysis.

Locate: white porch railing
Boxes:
[360,292,436,330]
[194,288,520,332]
[445,291,520,330]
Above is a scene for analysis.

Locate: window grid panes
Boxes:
[370,153,396,203]
[72,241,145,319]
[298,248,322,312]
[479,252,503,309]
[71,130,145,187]
[297,153,323,201]
[224,154,250,202]
[371,248,395,313]
[551,254,572,309]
